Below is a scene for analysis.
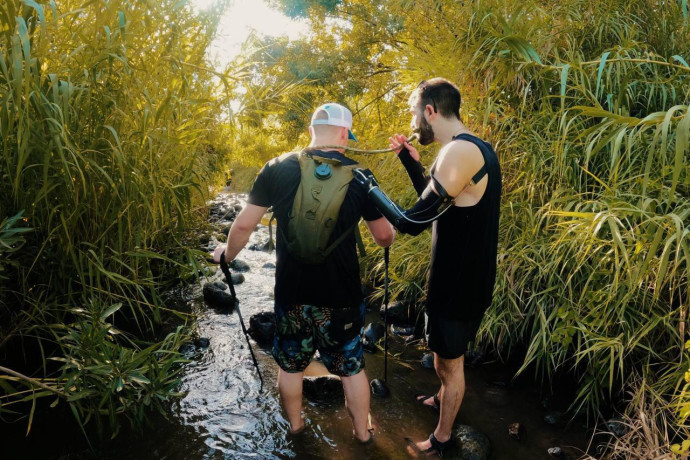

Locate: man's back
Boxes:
[248,150,382,308]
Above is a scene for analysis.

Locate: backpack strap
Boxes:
[322,221,358,258]
[469,165,487,186]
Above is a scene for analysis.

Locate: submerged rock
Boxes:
[508,422,521,440]
[547,446,564,458]
[178,342,196,356]
[194,337,210,349]
[248,311,276,345]
[465,348,485,367]
[203,283,236,311]
[421,353,434,369]
[605,418,628,438]
[363,322,385,344]
[483,387,510,407]
[262,262,276,269]
[380,300,411,323]
[391,323,415,336]
[370,378,390,397]
[454,425,491,460]
[303,375,343,401]
[230,259,250,272]
[544,411,564,426]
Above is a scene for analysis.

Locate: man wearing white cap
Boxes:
[213,103,395,443]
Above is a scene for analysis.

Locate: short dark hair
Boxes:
[410,78,461,120]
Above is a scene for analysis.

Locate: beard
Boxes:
[416,116,435,145]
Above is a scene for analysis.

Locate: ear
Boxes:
[424,104,436,118]
[308,125,315,137]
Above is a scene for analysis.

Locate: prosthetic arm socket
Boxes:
[361,172,454,236]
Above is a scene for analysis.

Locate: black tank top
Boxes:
[426,133,502,319]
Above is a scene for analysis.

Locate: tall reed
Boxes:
[0,0,232,435]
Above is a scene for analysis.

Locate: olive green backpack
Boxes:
[284,150,359,264]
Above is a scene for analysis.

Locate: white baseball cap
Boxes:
[310,103,357,141]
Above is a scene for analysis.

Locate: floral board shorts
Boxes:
[272,302,365,377]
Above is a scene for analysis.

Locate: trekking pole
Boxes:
[220,253,264,389]
[383,246,390,382]
[370,246,391,397]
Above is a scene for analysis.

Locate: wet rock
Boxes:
[202,283,236,311]
[364,322,385,344]
[262,262,276,269]
[178,342,196,356]
[605,418,628,438]
[508,422,521,440]
[380,300,411,323]
[548,446,564,458]
[454,425,491,460]
[210,281,227,291]
[465,348,485,367]
[249,240,275,252]
[248,312,276,345]
[391,323,415,336]
[370,378,390,397]
[208,202,229,218]
[198,266,215,277]
[233,204,243,213]
[230,259,250,272]
[544,411,563,426]
[194,337,210,349]
[421,353,434,369]
[303,375,343,401]
[223,273,245,285]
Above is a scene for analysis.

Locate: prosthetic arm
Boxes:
[354,169,454,236]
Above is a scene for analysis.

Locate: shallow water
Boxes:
[2,192,591,459]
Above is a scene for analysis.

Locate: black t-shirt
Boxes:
[248,150,382,308]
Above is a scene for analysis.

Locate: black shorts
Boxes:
[425,312,484,359]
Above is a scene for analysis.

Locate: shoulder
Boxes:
[436,138,483,172]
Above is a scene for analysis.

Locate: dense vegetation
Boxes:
[231,0,689,456]
[0,0,234,436]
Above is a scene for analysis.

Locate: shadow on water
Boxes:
[1,192,590,459]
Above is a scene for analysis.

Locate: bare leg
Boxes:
[409,354,465,454]
[341,369,372,442]
[278,369,305,433]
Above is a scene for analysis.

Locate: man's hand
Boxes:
[212,244,228,264]
[389,133,420,162]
